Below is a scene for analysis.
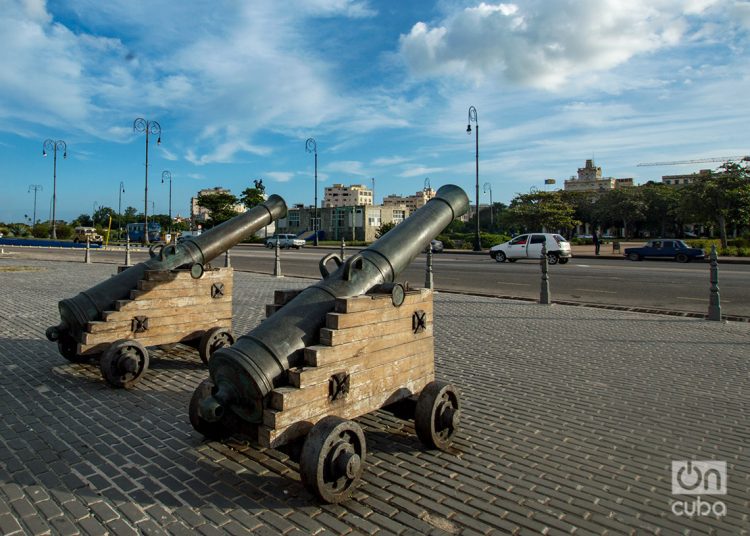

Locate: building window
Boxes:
[392,210,405,223]
[288,211,300,226]
[368,209,381,227]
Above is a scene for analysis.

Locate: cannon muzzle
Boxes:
[196,185,469,425]
[48,195,288,351]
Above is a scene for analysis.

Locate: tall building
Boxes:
[563,159,634,193]
[323,184,373,208]
[382,188,437,212]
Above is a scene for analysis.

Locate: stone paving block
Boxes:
[0,258,747,534]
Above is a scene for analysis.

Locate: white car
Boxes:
[265,234,306,249]
[489,233,572,264]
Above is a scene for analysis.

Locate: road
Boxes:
[3,244,749,319]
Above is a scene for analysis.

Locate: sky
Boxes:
[2,0,749,224]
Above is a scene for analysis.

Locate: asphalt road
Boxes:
[3,244,749,319]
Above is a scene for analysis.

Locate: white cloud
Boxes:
[399,0,727,89]
[264,171,295,183]
[324,160,369,176]
[399,166,445,178]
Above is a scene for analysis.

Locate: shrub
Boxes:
[436,234,454,249]
[737,247,750,257]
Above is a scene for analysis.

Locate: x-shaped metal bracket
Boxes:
[211,283,225,299]
[412,310,427,333]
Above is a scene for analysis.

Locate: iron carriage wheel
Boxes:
[198,327,234,365]
[299,416,366,504]
[414,381,461,450]
[99,339,149,389]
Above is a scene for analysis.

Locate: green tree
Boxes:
[561,191,599,230]
[678,162,750,247]
[196,192,240,227]
[376,221,396,238]
[93,206,116,227]
[640,183,681,238]
[506,191,579,232]
[122,206,139,225]
[72,214,93,227]
[593,188,646,238]
[241,179,266,209]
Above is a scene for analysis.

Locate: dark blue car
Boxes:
[624,239,705,263]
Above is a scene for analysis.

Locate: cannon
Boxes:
[46,195,287,388]
[190,184,468,502]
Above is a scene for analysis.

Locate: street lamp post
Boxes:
[466,106,481,251]
[42,139,67,239]
[305,138,319,246]
[133,118,161,244]
[162,170,172,231]
[483,182,493,228]
[28,184,42,228]
[118,182,125,238]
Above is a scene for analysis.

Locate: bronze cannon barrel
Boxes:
[46,195,288,349]
[196,184,468,425]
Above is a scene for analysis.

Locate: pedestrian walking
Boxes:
[592,230,600,255]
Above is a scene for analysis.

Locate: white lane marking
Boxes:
[500,282,529,286]
[575,289,617,294]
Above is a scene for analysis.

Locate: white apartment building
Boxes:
[323,184,374,208]
[382,188,437,212]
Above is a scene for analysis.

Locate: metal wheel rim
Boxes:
[199,328,234,365]
[100,340,149,389]
[415,381,460,450]
[300,416,366,503]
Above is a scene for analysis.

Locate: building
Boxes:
[563,159,634,193]
[277,205,411,242]
[661,169,710,186]
[382,188,437,212]
[323,184,373,208]
[190,187,245,223]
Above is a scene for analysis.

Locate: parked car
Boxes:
[489,233,572,264]
[429,239,444,253]
[624,239,705,263]
[72,226,104,246]
[265,234,305,249]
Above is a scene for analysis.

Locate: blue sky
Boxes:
[2,0,749,223]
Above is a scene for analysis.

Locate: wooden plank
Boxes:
[82,319,231,345]
[259,374,433,448]
[87,305,233,333]
[305,324,433,367]
[130,280,233,300]
[137,273,233,291]
[320,313,432,347]
[77,325,228,356]
[326,300,432,330]
[334,289,431,314]
[114,293,231,311]
[102,302,232,322]
[270,352,434,412]
[289,336,434,388]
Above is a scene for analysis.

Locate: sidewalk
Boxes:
[0,258,747,534]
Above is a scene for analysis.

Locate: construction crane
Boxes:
[637,156,749,166]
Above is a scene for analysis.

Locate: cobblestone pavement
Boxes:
[0,257,748,535]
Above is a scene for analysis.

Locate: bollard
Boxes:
[340,237,346,261]
[84,237,91,264]
[274,237,282,277]
[425,246,434,289]
[708,244,721,321]
[540,242,551,304]
[224,249,231,268]
[125,236,132,266]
